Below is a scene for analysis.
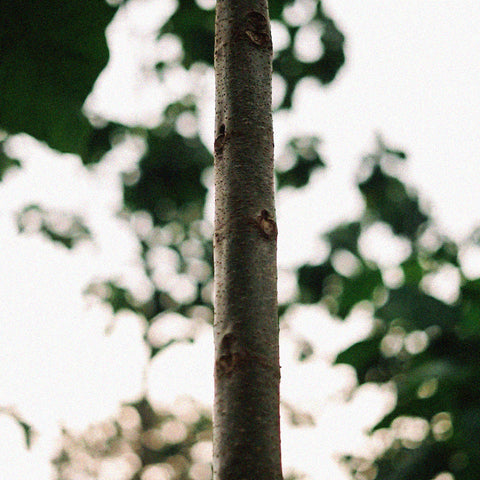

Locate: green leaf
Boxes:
[374,442,449,480]
[0,148,21,181]
[18,420,34,449]
[269,0,292,19]
[84,122,127,166]
[427,331,480,367]
[375,360,478,431]
[84,280,135,314]
[401,256,424,285]
[17,205,91,249]
[459,279,480,335]
[376,286,460,331]
[0,409,35,448]
[325,222,361,255]
[359,165,428,238]
[273,18,345,108]
[297,262,336,303]
[335,334,384,383]
[159,0,215,68]
[123,131,212,224]
[337,266,383,318]
[431,240,459,266]
[276,136,325,189]
[0,0,116,159]
[297,223,381,316]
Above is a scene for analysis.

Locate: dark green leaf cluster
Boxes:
[0,0,116,160]
[272,11,345,108]
[0,0,345,168]
[17,204,91,249]
[0,136,22,180]
[276,136,326,189]
[292,141,480,480]
[124,130,211,225]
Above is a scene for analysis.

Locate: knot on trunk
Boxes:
[245,11,271,48]
[217,333,245,376]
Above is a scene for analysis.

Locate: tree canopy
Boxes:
[1,1,480,480]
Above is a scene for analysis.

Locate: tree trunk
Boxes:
[213,1,281,479]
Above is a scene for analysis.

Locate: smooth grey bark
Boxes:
[213,1,281,480]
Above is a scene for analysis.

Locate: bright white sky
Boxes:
[1,1,480,479]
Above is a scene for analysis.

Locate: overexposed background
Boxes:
[1,1,480,479]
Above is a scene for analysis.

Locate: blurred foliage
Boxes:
[0,0,116,162]
[0,408,35,449]
[276,136,326,189]
[83,218,214,350]
[359,166,428,238]
[326,140,480,480]
[17,204,91,249]
[0,154,21,181]
[123,131,211,225]
[357,138,427,238]
[0,0,345,167]
[291,137,480,480]
[51,136,480,480]
[52,398,212,480]
[0,136,21,180]
[272,11,345,108]
[159,0,345,109]
[84,280,139,315]
[159,0,215,69]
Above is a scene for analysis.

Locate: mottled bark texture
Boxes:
[213,1,282,480]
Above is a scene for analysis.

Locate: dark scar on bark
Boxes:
[244,11,270,47]
[214,124,226,154]
[218,333,245,376]
[253,209,278,240]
